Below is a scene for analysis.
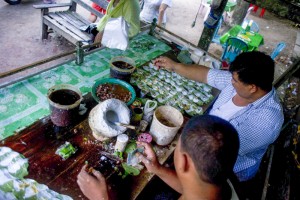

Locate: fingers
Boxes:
[153,57,166,67]
[81,164,87,171]
[137,141,152,150]
[136,152,151,165]
[92,169,105,181]
[77,164,95,184]
[77,166,88,187]
[136,142,156,162]
[78,164,89,180]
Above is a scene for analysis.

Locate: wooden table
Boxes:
[0,32,220,200]
[0,85,219,199]
[0,93,182,200]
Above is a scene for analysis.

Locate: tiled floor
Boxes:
[0,34,171,140]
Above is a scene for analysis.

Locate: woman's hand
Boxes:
[136,142,161,174]
[94,31,104,47]
[153,56,178,72]
[77,164,109,200]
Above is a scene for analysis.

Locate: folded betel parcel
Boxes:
[0,147,73,200]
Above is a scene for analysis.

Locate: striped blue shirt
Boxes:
[207,69,284,181]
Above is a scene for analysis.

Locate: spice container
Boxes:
[150,106,183,146]
[47,84,82,127]
[114,134,129,153]
[110,56,136,83]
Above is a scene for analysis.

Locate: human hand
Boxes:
[94,31,103,47]
[153,57,178,72]
[136,142,161,174]
[77,164,109,200]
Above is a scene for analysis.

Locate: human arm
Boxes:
[153,56,210,84]
[77,164,110,200]
[136,142,183,193]
[157,4,168,26]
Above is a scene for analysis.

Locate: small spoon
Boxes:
[113,122,136,130]
[106,110,136,130]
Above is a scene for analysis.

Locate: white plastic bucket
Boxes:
[150,106,184,146]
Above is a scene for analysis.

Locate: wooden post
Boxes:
[149,18,157,36]
[197,0,229,51]
[75,41,84,65]
[230,0,250,27]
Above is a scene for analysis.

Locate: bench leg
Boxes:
[42,23,49,40]
[41,8,49,40]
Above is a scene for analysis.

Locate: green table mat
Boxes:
[219,25,264,51]
[0,34,171,140]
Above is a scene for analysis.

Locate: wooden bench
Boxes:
[33,0,109,45]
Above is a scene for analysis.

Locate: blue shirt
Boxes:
[207,69,284,181]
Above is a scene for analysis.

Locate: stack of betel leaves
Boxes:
[130,63,214,116]
[0,147,72,200]
[129,38,156,52]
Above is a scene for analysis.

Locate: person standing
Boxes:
[89,0,111,23]
[94,0,141,45]
[140,0,172,27]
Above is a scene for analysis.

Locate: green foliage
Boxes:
[121,163,140,176]
[278,6,289,17]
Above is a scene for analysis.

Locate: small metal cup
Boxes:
[131,107,143,125]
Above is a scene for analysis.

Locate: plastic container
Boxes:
[114,134,129,153]
[110,56,136,82]
[149,106,184,146]
[190,49,204,64]
[47,84,83,127]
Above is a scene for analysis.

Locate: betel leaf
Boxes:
[55,142,77,160]
[121,163,140,176]
[124,142,137,154]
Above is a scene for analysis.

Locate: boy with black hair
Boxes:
[77,115,240,200]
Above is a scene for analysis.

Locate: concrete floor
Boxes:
[0,0,299,86]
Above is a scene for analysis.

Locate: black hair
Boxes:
[229,51,275,92]
[180,115,239,186]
